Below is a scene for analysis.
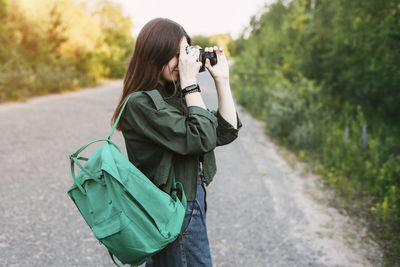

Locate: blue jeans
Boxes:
[145,176,212,267]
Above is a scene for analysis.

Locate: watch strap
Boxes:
[184,88,200,95]
[182,84,201,96]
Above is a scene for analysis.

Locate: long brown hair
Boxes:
[111,18,191,131]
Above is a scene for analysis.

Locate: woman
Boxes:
[111,18,242,267]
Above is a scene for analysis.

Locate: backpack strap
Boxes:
[108,250,122,267]
[107,90,166,139]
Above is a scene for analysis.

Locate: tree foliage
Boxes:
[231,0,400,263]
[93,0,134,78]
[0,0,134,102]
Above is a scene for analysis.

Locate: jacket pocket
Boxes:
[152,151,174,186]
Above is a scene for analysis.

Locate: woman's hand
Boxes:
[204,46,229,84]
[179,41,202,89]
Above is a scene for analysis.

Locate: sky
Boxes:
[110,0,275,39]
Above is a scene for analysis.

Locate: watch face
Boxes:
[184,84,198,91]
[183,84,199,92]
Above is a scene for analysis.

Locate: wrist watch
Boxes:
[182,84,201,96]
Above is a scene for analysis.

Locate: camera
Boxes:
[186,45,217,72]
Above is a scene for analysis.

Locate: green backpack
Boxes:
[67,91,187,266]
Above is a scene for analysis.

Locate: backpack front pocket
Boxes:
[91,211,166,265]
[91,211,130,239]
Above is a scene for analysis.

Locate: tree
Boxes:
[92,0,134,78]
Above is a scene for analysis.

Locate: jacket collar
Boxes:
[155,83,182,99]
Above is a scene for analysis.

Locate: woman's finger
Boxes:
[216,46,226,61]
[206,57,216,73]
[204,58,212,71]
[180,41,187,56]
[193,48,200,62]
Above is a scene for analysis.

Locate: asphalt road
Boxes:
[0,72,379,266]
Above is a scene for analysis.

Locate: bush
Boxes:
[266,74,327,150]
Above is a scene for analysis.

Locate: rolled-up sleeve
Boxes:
[123,93,218,155]
[211,110,242,146]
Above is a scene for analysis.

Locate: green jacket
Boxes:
[121,83,242,201]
